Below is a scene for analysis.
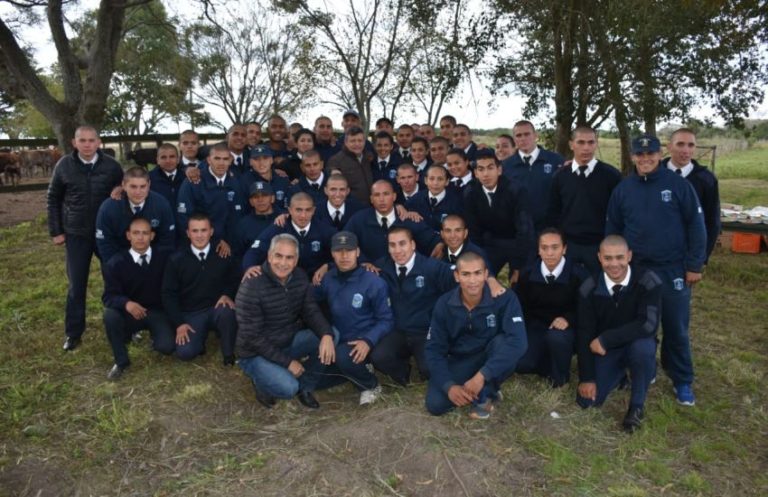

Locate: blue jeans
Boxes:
[425,334,515,416]
[239,329,329,398]
[576,337,657,408]
[516,323,574,386]
[638,264,693,385]
[315,329,378,391]
[175,306,237,361]
[103,307,175,367]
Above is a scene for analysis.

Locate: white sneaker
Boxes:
[359,385,382,405]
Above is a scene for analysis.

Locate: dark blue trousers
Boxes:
[516,324,574,386]
[370,330,429,384]
[316,334,379,391]
[176,306,237,361]
[639,264,693,385]
[64,234,98,339]
[425,334,515,416]
[576,337,656,408]
[103,307,175,367]
[565,242,601,276]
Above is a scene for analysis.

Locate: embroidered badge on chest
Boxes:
[543,163,552,174]
[673,278,685,291]
[276,191,285,201]
[150,218,160,228]
[661,189,672,203]
[389,169,397,179]
[177,202,186,213]
[351,293,363,308]
[311,240,321,252]
[486,314,496,328]
[227,191,235,202]
[415,276,425,288]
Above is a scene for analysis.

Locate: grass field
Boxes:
[0,145,766,496]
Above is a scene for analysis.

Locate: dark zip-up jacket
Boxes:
[235,264,332,365]
[47,150,124,238]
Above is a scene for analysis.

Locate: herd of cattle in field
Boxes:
[0,148,63,186]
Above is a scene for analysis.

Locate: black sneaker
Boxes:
[63,336,81,351]
[297,390,320,409]
[622,405,644,433]
[252,381,275,409]
[107,363,129,380]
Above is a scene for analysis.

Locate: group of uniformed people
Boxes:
[46,111,719,432]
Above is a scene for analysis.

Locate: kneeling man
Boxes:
[425,252,527,419]
[576,235,661,433]
[236,234,335,409]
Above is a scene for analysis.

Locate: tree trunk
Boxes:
[551,1,576,158]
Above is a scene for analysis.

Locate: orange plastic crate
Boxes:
[731,232,762,254]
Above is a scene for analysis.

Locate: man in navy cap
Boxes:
[231,181,284,261]
[240,144,291,210]
[314,231,394,405]
[606,133,706,406]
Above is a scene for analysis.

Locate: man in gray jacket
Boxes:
[235,233,335,409]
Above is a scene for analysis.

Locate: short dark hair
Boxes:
[376,117,394,127]
[374,131,394,145]
[397,162,417,173]
[440,115,457,126]
[426,163,448,178]
[158,143,179,155]
[346,126,365,138]
[124,165,149,180]
[455,251,485,270]
[411,136,429,148]
[497,134,514,145]
[446,148,468,161]
[670,127,697,140]
[128,216,153,232]
[513,120,536,132]
[293,128,316,144]
[538,227,565,245]
[430,136,450,146]
[387,226,413,242]
[441,214,466,229]
[571,125,596,140]
[301,149,321,162]
[189,212,211,224]
[397,124,414,134]
[454,124,471,134]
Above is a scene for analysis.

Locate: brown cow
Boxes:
[19,148,62,177]
[0,151,21,186]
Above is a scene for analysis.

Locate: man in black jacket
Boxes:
[102,217,175,379]
[47,125,124,351]
[576,235,661,433]
[162,213,239,365]
[236,233,335,409]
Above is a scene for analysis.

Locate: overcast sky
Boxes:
[3,0,767,135]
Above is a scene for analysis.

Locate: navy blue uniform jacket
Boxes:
[502,147,564,230]
[176,172,246,247]
[426,285,528,394]
[242,220,337,277]
[231,208,284,260]
[314,197,366,230]
[239,169,291,210]
[407,188,464,233]
[375,253,456,335]
[149,166,186,210]
[344,208,441,262]
[660,158,721,262]
[606,167,706,272]
[315,265,394,346]
[95,191,176,264]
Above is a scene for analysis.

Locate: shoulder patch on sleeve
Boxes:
[579,277,597,298]
[639,269,662,290]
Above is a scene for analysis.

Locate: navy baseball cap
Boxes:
[631,134,661,154]
[343,109,360,119]
[250,145,273,158]
[249,181,273,196]
[331,231,358,251]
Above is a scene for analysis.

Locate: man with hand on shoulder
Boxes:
[425,252,527,419]
[236,234,335,409]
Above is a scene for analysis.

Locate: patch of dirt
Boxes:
[0,456,74,497]
[247,408,542,497]
[0,187,47,228]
